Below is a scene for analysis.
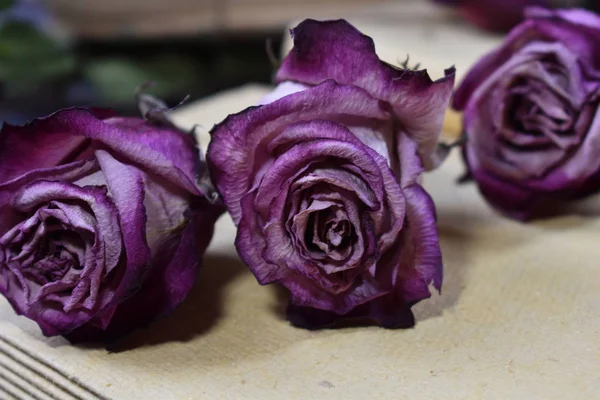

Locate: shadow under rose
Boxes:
[108,254,247,352]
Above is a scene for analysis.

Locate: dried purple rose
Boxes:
[454,8,600,220]
[208,20,454,328]
[0,101,221,341]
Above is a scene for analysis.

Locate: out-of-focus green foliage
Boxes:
[0,0,16,11]
[83,55,204,104]
[0,21,75,96]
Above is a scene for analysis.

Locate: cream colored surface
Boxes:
[1,18,599,400]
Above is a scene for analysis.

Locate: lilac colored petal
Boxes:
[541,105,600,191]
[270,118,396,169]
[13,181,122,272]
[290,168,380,211]
[285,173,377,270]
[498,145,565,179]
[0,159,98,196]
[103,117,202,194]
[94,150,150,303]
[347,124,395,168]
[2,180,124,333]
[276,19,455,169]
[394,184,443,302]
[0,159,99,237]
[460,41,582,117]
[464,147,537,220]
[397,133,424,189]
[208,80,391,224]
[141,175,192,251]
[281,250,387,315]
[258,134,384,216]
[47,202,96,236]
[235,193,285,286]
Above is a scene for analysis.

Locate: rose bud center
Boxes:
[0,202,95,301]
[500,56,577,150]
[305,206,355,262]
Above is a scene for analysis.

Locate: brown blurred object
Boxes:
[45,0,393,38]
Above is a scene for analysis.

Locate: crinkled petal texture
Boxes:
[454,7,600,220]
[208,77,443,328]
[0,108,221,341]
[275,19,455,170]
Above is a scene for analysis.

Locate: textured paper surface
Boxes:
[1,15,599,399]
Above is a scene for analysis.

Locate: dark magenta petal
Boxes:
[0,108,203,196]
[459,0,549,32]
[286,294,415,330]
[276,19,455,169]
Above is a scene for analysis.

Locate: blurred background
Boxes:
[1,0,413,124]
[0,0,596,125]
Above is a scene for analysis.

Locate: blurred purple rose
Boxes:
[208,20,454,329]
[434,0,550,31]
[0,103,221,341]
[454,8,600,220]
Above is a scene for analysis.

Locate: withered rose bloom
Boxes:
[454,8,600,220]
[0,101,221,341]
[208,20,454,328]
